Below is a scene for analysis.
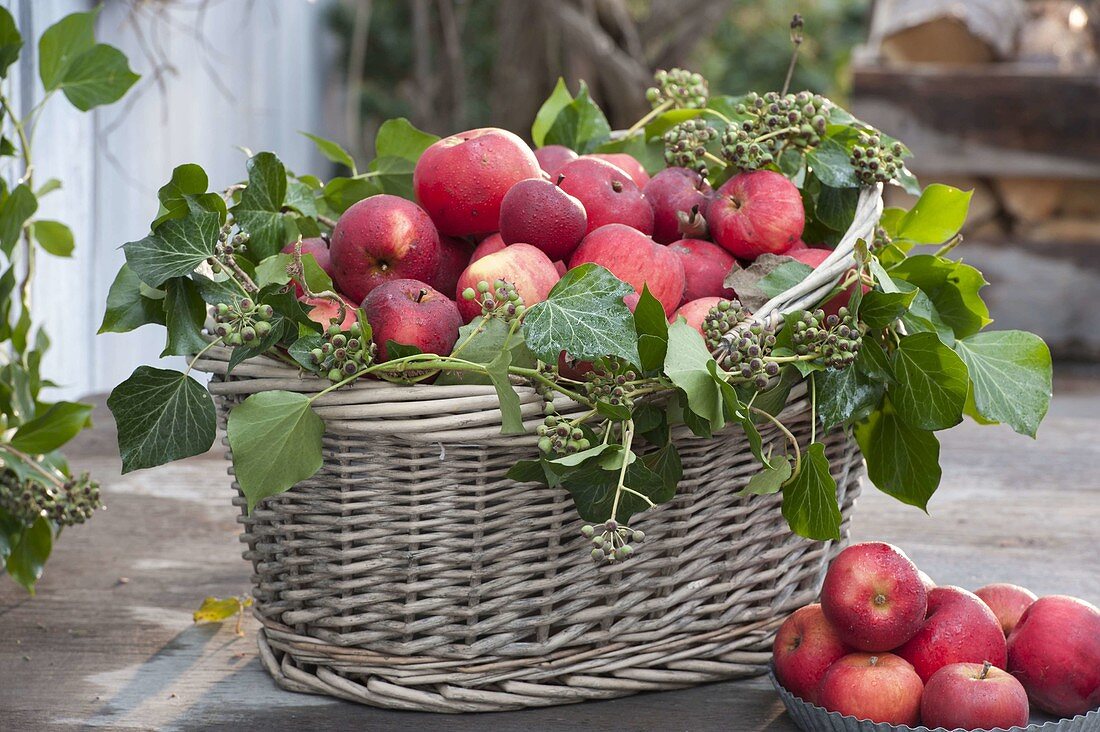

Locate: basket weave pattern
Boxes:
[202,350,863,712]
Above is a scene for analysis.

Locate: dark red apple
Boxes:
[820,541,927,652]
[921,662,1030,731]
[818,653,923,725]
[643,167,712,244]
[557,157,653,235]
[706,170,804,259]
[455,243,560,322]
[975,583,1038,637]
[362,279,462,361]
[569,224,684,316]
[895,586,1007,683]
[413,127,541,237]
[430,235,474,298]
[330,194,441,304]
[772,603,852,705]
[669,239,736,301]
[1007,594,1100,717]
[498,177,587,261]
[586,152,650,188]
[471,232,506,263]
[303,294,357,332]
[672,297,724,336]
[535,144,578,177]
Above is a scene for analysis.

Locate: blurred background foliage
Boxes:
[327,0,868,158]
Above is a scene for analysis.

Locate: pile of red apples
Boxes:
[773,542,1100,729]
[292,127,820,355]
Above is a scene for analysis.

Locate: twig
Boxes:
[781,14,804,96]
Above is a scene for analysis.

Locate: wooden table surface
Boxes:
[2,368,1098,732]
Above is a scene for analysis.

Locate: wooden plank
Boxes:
[1,374,1098,730]
[852,65,1100,179]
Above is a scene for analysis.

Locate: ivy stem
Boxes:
[934,234,963,258]
[1,93,36,333]
[703,151,728,170]
[701,107,732,125]
[185,337,224,377]
[810,373,818,445]
[624,100,672,137]
[609,419,635,520]
[750,406,801,479]
[317,214,338,229]
[0,444,67,489]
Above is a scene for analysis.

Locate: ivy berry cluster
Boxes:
[645,68,709,110]
[210,298,275,346]
[310,320,375,383]
[584,361,639,411]
[461,279,527,321]
[720,91,830,171]
[582,520,645,564]
[663,119,719,176]
[850,133,905,185]
[791,307,862,369]
[0,471,102,527]
[536,402,592,457]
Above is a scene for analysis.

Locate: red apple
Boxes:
[669,239,736,301]
[553,260,567,277]
[672,297,725,336]
[281,237,334,296]
[789,238,810,251]
[471,232,506,263]
[772,603,852,705]
[586,152,650,188]
[918,570,937,594]
[569,224,684,316]
[976,583,1038,637]
[557,157,654,235]
[498,177,587,261]
[818,653,923,725]
[455,243,560,322]
[895,586,1007,683]
[329,194,441,304]
[820,542,928,653]
[1007,594,1100,717]
[429,235,474,298]
[922,662,1030,731]
[706,170,804,259]
[303,294,357,332]
[362,279,462,361]
[413,127,541,237]
[643,167,712,244]
[535,144,578,177]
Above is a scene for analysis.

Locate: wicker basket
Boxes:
[195,186,884,712]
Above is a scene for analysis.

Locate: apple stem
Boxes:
[416,289,427,304]
[556,173,565,187]
[868,655,879,666]
[979,660,992,680]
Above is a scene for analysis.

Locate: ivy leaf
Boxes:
[781,442,841,540]
[323,176,380,214]
[0,7,21,79]
[543,80,612,154]
[0,184,38,257]
[99,263,166,334]
[710,360,768,466]
[522,264,639,365]
[857,337,892,382]
[891,255,991,339]
[758,260,813,298]
[301,131,357,174]
[30,220,74,257]
[893,184,972,245]
[856,400,941,510]
[561,459,671,523]
[6,516,51,593]
[10,401,93,454]
[288,334,323,372]
[435,318,535,386]
[484,346,525,435]
[641,441,682,496]
[896,280,955,346]
[954,330,1052,438]
[633,285,669,371]
[123,203,220,288]
[38,10,95,90]
[815,365,884,432]
[53,43,139,112]
[227,391,324,512]
[890,332,969,430]
[595,133,666,175]
[532,78,574,147]
[663,321,723,429]
[805,134,858,188]
[815,185,859,232]
[368,118,439,199]
[284,178,318,218]
[107,366,217,473]
[740,456,791,496]
[858,290,916,330]
[231,152,288,260]
[154,164,225,228]
[160,277,209,357]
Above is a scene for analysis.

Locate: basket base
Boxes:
[255,622,778,713]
